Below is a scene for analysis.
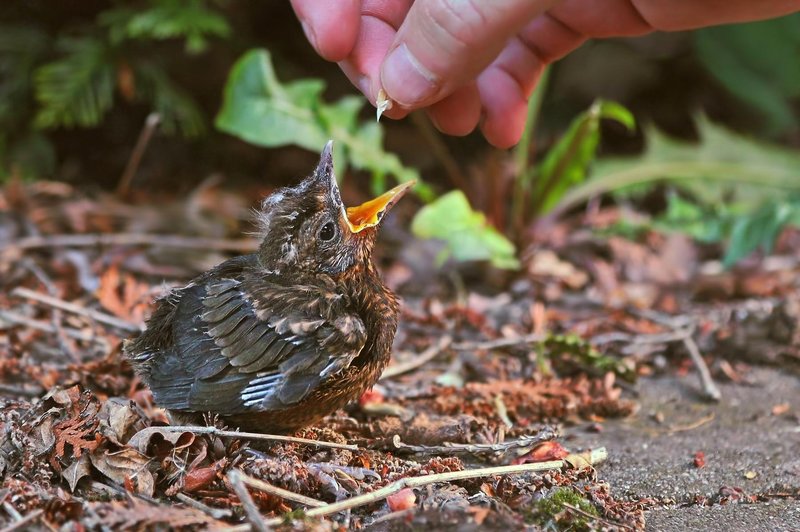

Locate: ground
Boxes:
[1,180,799,530]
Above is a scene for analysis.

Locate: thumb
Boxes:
[380,0,555,108]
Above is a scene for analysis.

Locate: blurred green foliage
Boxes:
[695,13,800,137]
[215,48,428,198]
[411,190,519,270]
[575,117,800,266]
[1,0,228,179]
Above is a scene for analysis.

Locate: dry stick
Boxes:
[380,336,453,380]
[0,509,43,532]
[666,412,716,435]
[117,113,161,197]
[237,472,326,508]
[0,309,107,344]
[21,258,80,362]
[223,447,608,531]
[174,493,232,520]
[682,335,722,402]
[137,426,358,451]
[4,233,259,255]
[390,426,559,457]
[227,470,269,532]
[452,333,548,351]
[11,287,142,333]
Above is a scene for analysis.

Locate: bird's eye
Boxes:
[319,221,336,242]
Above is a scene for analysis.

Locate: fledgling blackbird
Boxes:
[125,141,413,433]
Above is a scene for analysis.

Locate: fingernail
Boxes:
[381,44,437,107]
[300,21,319,52]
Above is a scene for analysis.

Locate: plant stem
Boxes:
[511,66,550,232]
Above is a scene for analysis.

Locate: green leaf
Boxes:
[216,48,422,194]
[532,100,634,214]
[654,192,726,243]
[411,190,519,270]
[216,49,328,151]
[34,37,115,129]
[557,115,800,215]
[723,201,797,267]
[694,14,800,137]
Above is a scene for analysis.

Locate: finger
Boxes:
[337,0,413,118]
[426,82,481,137]
[478,13,587,147]
[291,0,361,61]
[379,0,558,109]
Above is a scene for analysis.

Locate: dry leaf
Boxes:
[512,441,569,465]
[693,451,706,469]
[62,454,92,492]
[127,426,196,454]
[387,487,416,512]
[90,448,155,496]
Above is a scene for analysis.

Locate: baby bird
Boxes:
[125,142,412,432]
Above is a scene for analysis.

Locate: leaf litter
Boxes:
[2,178,800,530]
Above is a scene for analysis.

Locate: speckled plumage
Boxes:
[124,143,402,433]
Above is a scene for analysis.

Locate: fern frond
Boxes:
[34,37,115,129]
[134,61,206,136]
[100,0,230,54]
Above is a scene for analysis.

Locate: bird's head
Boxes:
[256,141,413,276]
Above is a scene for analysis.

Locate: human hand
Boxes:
[291,0,800,148]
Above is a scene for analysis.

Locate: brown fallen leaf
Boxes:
[693,451,706,469]
[512,441,569,465]
[90,448,155,496]
[771,403,790,416]
[387,487,416,512]
[62,454,92,492]
[127,425,196,454]
[183,459,227,493]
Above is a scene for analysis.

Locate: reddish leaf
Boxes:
[387,488,416,512]
[693,451,706,469]
[513,441,569,465]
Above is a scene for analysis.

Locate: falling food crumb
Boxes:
[743,470,758,480]
[376,89,393,122]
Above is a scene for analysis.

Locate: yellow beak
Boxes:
[345,181,415,233]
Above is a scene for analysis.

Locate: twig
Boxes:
[1,502,21,521]
[666,412,716,434]
[561,503,634,531]
[0,509,43,532]
[11,287,142,333]
[117,113,161,197]
[452,333,547,351]
[2,233,258,255]
[682,335,721,402]
[225,447,608,530]
[367,508,415,526]
[236,470,326,508]
[226,470,269,532]
[0,383,44,397]
[591,328,693,346]
[22,258,80,362]
[0,309,107,344]
[389,426,559,458]
[380,336,452,380]
[174,493,232,520]
[135,426,358,451]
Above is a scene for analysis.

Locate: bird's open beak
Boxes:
[345,181,415,233]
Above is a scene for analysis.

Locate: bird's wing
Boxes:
[145,275,366,414]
